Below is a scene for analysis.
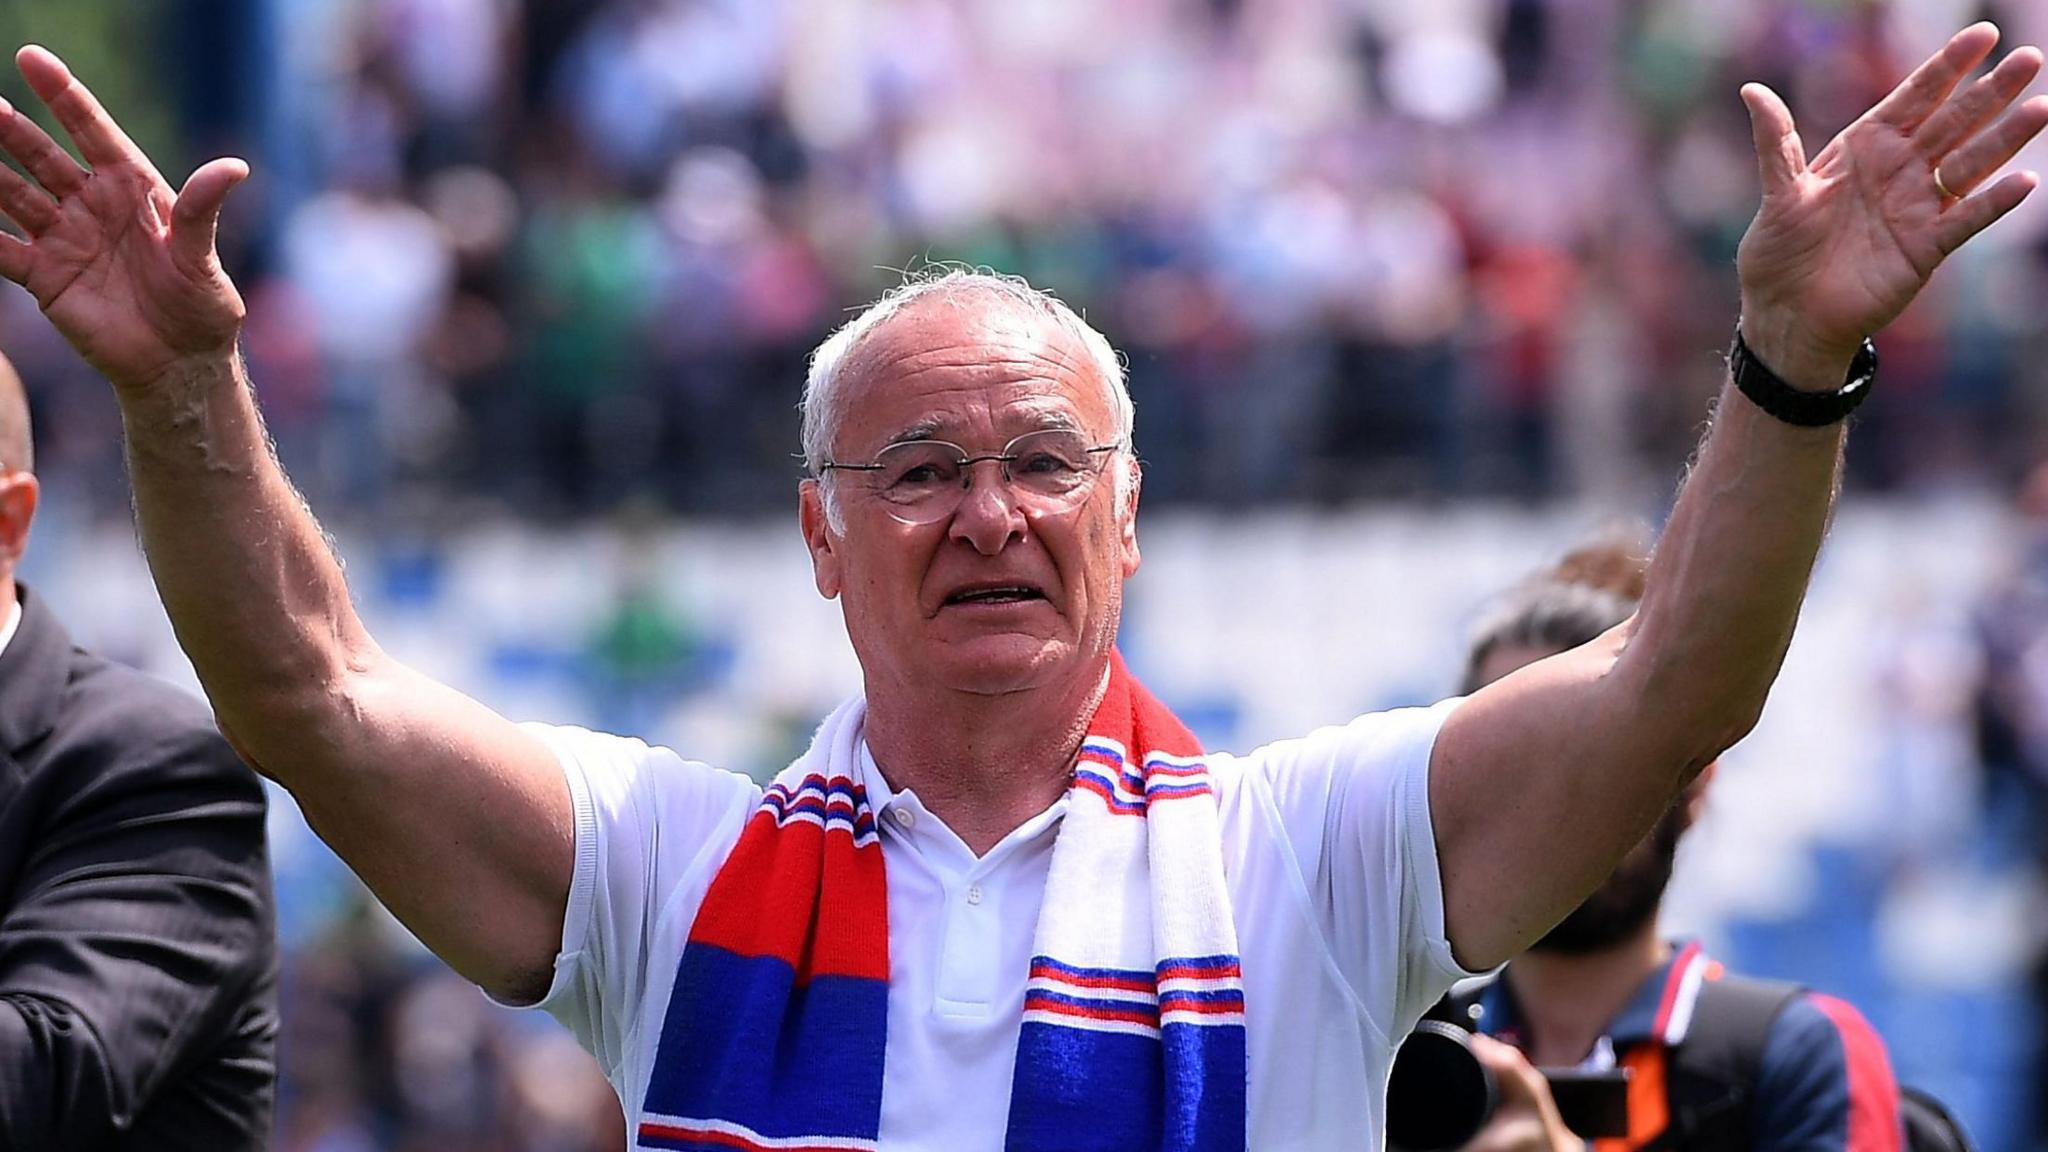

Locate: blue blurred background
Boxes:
[8,0,2048,1147]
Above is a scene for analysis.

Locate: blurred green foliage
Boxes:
[0,1,177,177]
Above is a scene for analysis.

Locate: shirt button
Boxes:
[893,808,916,829]
[966,885,983,906]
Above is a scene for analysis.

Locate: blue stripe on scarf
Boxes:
[643,944,887,1141]
[1005,1022,1163,1151]
[638,1135,751,1152]
[1160,1022,1249,1152]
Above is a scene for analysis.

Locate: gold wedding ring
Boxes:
[1933,167,1959,201]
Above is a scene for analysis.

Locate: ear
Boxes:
[1117,459,1142,579]
[799,479,842,599]
[0,472,40,577]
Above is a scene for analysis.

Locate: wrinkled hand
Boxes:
[1737,23,2048,389]
[1456,1035,1581,1152]
[0,46,248,390]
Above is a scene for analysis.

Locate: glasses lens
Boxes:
[1006,430,1101,506]
[850,431,1113,524]
[870,441,962,515]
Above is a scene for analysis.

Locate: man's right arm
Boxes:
[0,47,571,1003]
[131,355,574,1004]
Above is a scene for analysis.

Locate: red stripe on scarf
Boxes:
[687,802,889,983]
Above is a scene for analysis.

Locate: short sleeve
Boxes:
[1241,697,1482,1042]
[509,724,760,1077]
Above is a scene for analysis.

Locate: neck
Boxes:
[862,660,1110,855]
[1503,926,1666,1067]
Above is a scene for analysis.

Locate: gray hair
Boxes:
[800,269,1136,526]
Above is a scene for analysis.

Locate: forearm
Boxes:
[1623,344,1848,766]
[115,352,377,764]
[113,353,575,997]
[1432,355,1849,967]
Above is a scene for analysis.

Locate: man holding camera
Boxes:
[1442,545,1906,1151]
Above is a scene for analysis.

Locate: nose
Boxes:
[947,458,1027,554]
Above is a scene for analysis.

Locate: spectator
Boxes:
[0,351,279,1149]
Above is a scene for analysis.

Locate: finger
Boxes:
[0,97,86,196]
[1469,1033,1542,1097]
[0,233,32,285]
[1915,45,2043,162]
[1937,94,2048,198]
[1742,83,1807,193]
[1868,22,2001,130]
[0,162,57,234]
[169,157,248,277]
[15,45,155,175]
[1935,169,2039,255]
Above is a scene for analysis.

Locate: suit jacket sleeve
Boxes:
[0,709,275,1147]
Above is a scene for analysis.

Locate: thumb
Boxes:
[169,157,249,277]
[1466,1035,1575,1152]
[1741,82,1806,194]
[1470,1034,1546,1110]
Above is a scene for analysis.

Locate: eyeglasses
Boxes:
[818,428,1123,525]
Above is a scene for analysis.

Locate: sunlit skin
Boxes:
[1471,642,1673,1064]
[799,294,1142,852]
[1465,637,1716,1152]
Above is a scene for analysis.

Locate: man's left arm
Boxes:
[0,712,275,1146]
[1430,23,2048,970]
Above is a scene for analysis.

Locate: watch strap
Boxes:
[1728,327,1878,427]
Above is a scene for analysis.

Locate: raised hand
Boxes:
[1736,23,2048,389]
[0,46,248,390]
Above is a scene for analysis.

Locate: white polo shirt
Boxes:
[522,697,1477,1150]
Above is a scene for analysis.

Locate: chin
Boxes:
[933,633,1073,695]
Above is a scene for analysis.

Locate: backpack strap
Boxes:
[1660,974,1804,1151]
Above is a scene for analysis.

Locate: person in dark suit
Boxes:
[0,351,278,1150]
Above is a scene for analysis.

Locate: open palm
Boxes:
[1737,24,2048,382]
[0,46,247,389]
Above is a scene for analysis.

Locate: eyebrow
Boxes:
[881,422,943,448]
[877,411,1085,450]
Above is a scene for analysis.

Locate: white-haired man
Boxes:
[0,26,2039,1151]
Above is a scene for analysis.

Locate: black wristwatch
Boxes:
[1728,326,1878,427]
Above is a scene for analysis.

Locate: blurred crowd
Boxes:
[8,0,2048,1147]
[10,0,2048,531]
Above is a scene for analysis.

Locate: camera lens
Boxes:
[1386,1020,1498,1151]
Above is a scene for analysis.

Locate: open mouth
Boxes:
[943,585,1048,607]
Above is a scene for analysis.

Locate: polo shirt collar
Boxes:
[855,738,1070,854]
[1479,939,1716,1052]
[858,739,932,836]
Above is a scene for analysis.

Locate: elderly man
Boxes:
[0,24,2039,1151]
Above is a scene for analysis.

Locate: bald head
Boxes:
[0,353,30,475]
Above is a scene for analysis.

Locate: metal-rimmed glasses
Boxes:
[817,428,1123,525]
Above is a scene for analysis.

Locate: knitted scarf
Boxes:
[633,653,1247,1152]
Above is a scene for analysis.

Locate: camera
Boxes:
[1386,1003,1630,1151]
